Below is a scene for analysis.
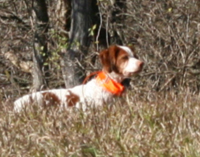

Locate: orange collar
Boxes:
[96,71,124,96]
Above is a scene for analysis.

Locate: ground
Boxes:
[0,89,200,156]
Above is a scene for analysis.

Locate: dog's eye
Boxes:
[122,56,128,60]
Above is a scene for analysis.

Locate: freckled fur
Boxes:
[66,91,80,107]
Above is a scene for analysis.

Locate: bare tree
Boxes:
[61,0,97,88]
[32,0,49,91]
[2,0,99,90]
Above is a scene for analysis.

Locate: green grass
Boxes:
[1,91,200,157]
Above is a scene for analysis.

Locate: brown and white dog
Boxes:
[14,45,143,112]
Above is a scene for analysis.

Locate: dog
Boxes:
[14,45,143,112]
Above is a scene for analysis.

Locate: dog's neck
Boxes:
[95,71,125,96]
[103,70,125,83]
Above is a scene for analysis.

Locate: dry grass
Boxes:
[1,0,200,156]
[1,90,200,157]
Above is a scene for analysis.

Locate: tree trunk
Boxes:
[56,0,71,34]
[61,0,93,88]
[32,0,49,91]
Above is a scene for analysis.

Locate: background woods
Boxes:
[1,0,200,156]
[1,0,200,97]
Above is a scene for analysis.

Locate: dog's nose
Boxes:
[137,61,144,68]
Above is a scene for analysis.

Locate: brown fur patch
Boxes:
[66,91,80,107]
[99,45,130,74]
[42,92,61,106]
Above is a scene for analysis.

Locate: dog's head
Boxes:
[99,45,143,78]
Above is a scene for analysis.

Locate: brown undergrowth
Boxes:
[0,90,200,157]
[1,0,200,156]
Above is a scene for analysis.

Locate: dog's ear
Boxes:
[99,48,112,72]
[99,46,120,73]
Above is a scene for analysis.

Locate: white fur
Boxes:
[14,45,143,112]
[14,79,112,112]
[118,46,133,57]
[123,58,142,75]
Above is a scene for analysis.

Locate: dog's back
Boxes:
[14,45,143,112]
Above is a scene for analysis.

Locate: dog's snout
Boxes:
[137,60,144,68]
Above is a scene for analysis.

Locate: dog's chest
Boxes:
[72,79,114,107]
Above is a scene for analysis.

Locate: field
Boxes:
[1,90,200,156]
[1,0,200,156]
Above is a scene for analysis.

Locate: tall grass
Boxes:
[1,0,200,156]
[1,90,200,157]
